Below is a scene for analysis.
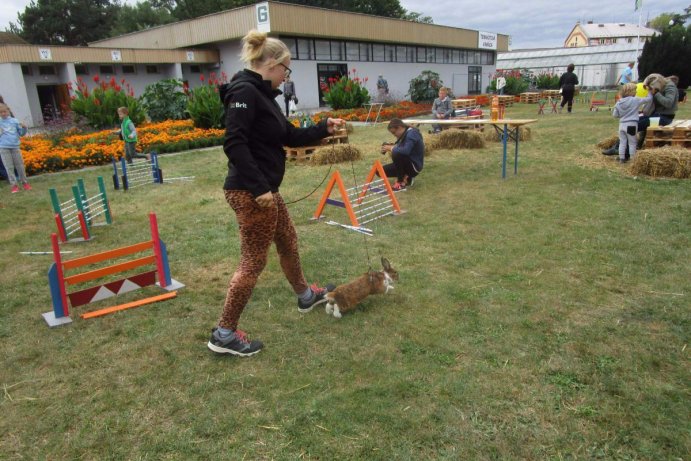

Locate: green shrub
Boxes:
[322,70,370,110]
[70,76,145,129]
[535,72,560,89]
[141,79,188,122]
[408,70,452,103]
[487,70,530,95]
[186,73,227,129]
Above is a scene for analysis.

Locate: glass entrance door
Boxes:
[468,66,482,95]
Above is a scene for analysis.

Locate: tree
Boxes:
[638,24,691,89]
[110,1,175,36]
[648,10,690,32]
[10,0,119,45]
[401,11,434,24]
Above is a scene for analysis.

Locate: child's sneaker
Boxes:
[207,328,263,357]
[11,185,19,193]
[298,283,335,313]
[22,183,32,191]
[392,181,406,192]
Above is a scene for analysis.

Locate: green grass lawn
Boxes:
[1,100,689,460]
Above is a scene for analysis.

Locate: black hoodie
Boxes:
[219,69,329,197]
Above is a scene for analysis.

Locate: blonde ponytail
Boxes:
[241,29,290,69]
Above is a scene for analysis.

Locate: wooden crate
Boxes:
[519,92,540,103]
[320,128,349,145]
[644,119,691,149]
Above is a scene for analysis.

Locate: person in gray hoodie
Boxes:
[612,83,652,163]
[636,73,679,148]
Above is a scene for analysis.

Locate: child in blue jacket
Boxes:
[0,103,31,193]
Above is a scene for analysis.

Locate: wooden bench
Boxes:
[644,119,691,149]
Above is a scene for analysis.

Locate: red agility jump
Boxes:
[43,212,184,327]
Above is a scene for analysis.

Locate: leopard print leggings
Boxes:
[218,190,308,330]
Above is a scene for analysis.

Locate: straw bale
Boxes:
[596,135,619,150]
[629,147,691,179]
[308,144,362,166]
[484,126,532,142]
[426,129,485,152]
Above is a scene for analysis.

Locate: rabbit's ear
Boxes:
[381,257,391,271]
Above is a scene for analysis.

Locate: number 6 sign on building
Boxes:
[256,2,270,32]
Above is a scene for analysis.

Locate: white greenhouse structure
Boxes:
[497,43,643,89]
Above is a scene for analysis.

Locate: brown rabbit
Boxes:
[325,257,398,318]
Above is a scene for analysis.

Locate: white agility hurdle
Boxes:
[112,153,162,191]
[312,160,403,235]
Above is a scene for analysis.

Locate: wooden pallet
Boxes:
[519,92,540,104]
[451,98,477,110]
[285,128,350,162]
[644,119,691,149]
[285,146,319,162]
[540,90,561,98]
[497,95,515,107]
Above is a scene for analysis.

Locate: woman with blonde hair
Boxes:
[208,30,344,357]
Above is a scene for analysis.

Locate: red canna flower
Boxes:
[93,75,100,83]
[200,74,205,82]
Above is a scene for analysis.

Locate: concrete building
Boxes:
[564,21,656,48]
[0,1,508,127]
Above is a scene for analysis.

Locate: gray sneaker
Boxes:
[297,283,335,313]
[207,328,263,357]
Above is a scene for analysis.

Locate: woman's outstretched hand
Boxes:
[326,118,345,134]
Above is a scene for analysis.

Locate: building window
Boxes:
[372,44,385,62]
[458,50,467,64]
[384,44,396,62]
[346,42,360,61]
[452,50,460,64]
[331,41,345,60]
[283,37,297,58]
[189,65,201,73]
[99,65,115,75]
[426,48,436,63]
[482,51,494,65]
[74,64,89,75]
[315,40,331,60]
[122,65,136,74]
[146,65,159,74]
[416,46,426,63]
[359,43,371,61]
[396,45,407,63]
[21,64,32,76]
[297,38,314,60]
[38,65,56,75]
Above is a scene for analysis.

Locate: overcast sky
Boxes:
[1,0,687,49]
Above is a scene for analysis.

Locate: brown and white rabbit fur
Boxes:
[325,257,398,318]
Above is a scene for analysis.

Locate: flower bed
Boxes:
[22,120,224,175]
[291,101,431,126]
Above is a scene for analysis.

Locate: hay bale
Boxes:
[596,135,619,150]
[308,144,362,166]
[483,126,532,142]
[427,129,485,152]
[630,147,691,178]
